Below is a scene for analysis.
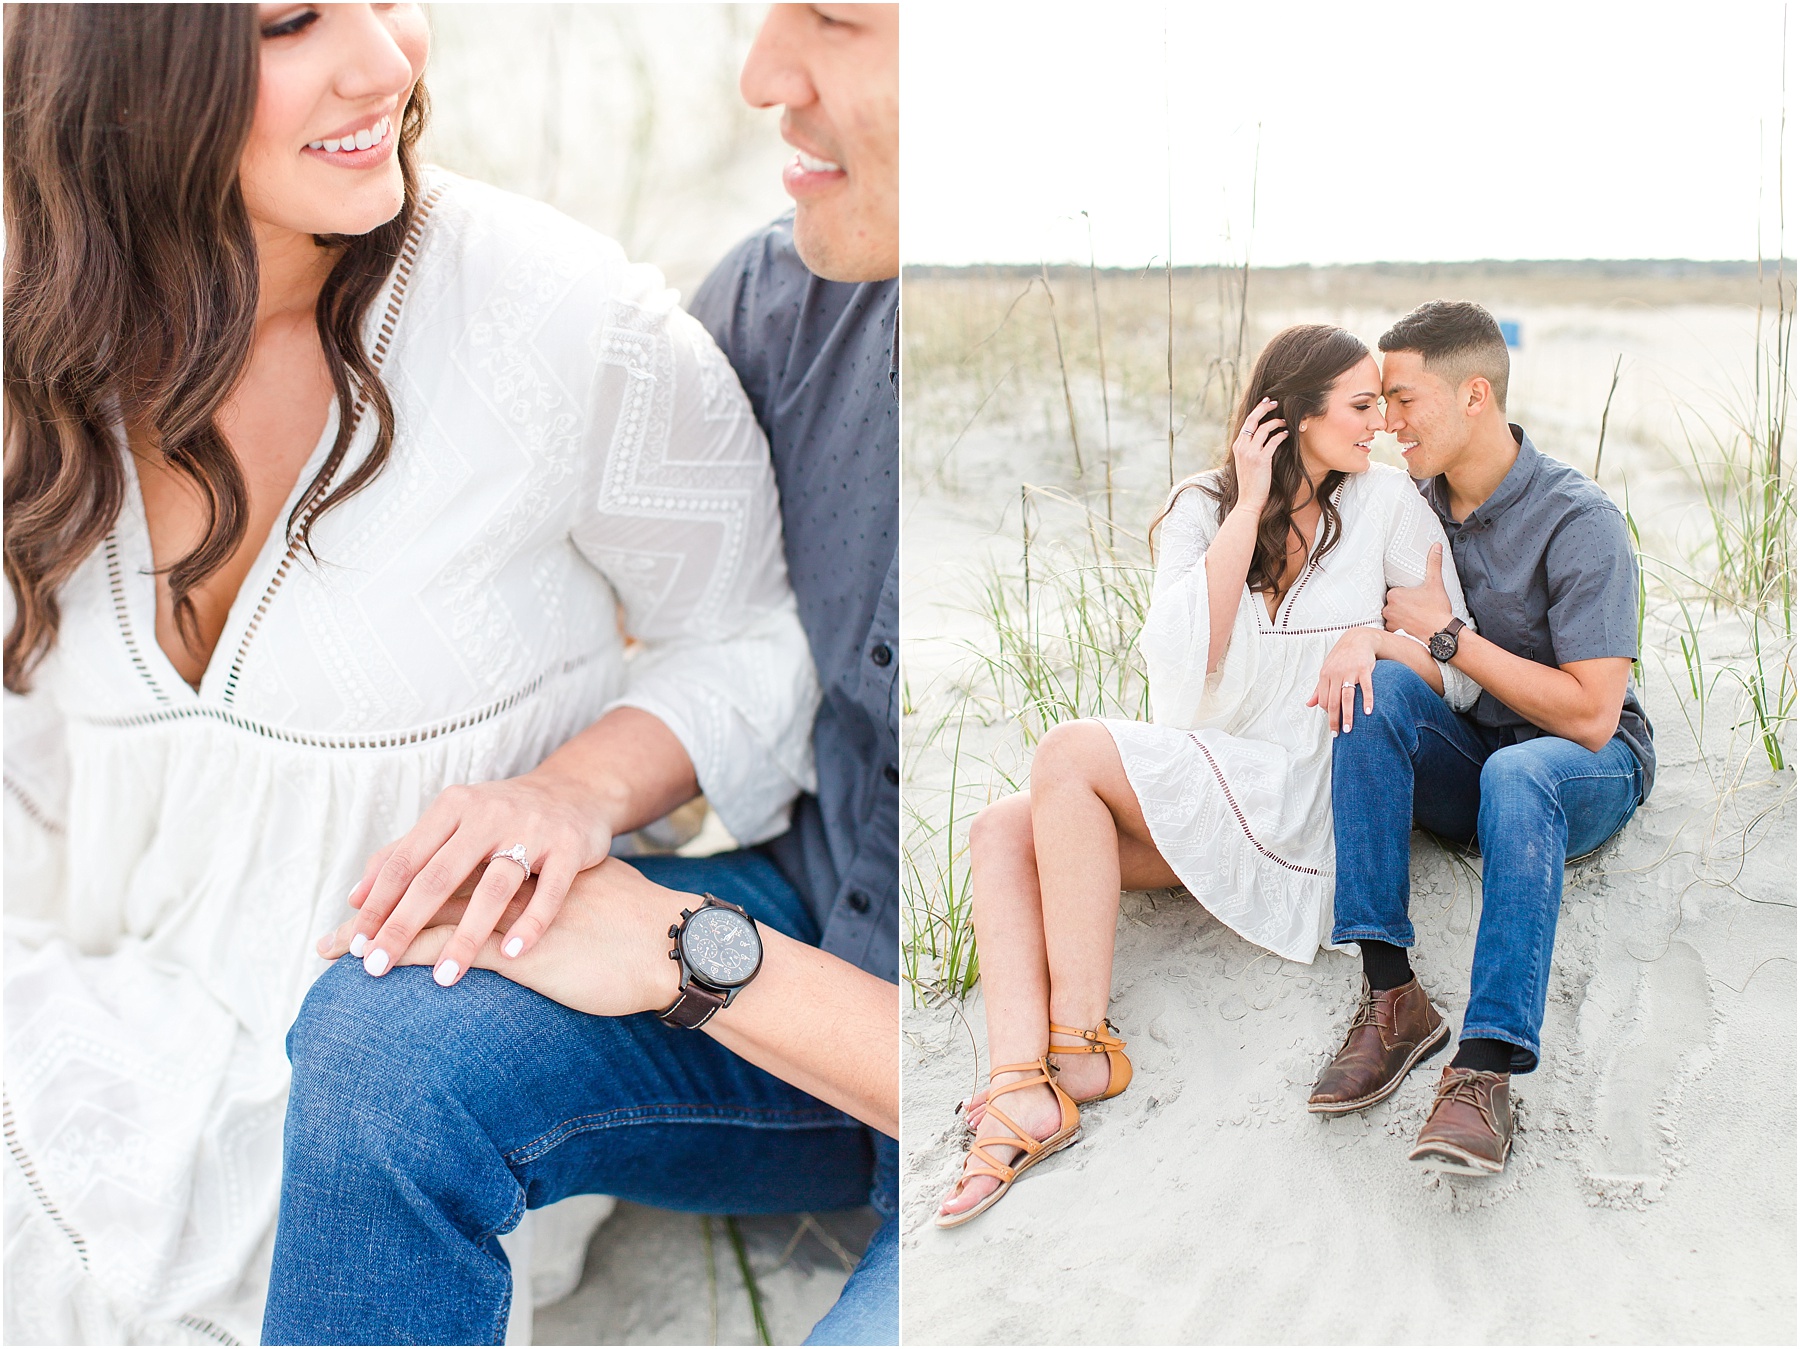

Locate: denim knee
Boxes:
[286,959,503,1146]
[1477,746,1562,818]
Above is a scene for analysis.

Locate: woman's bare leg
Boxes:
[940,722,1175,1218]
[1032,720,1178,1095]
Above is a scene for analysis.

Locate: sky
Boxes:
[902,1,1796,267]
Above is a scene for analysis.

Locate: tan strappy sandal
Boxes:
[956,1020,1132,1133]
[1048,1018,1133,1101]
[934,1058,1081,1229]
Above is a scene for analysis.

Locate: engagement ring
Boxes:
[491,844,531,874]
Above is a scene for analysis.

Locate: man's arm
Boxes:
[1383,541,1631,753]
[1442,639,1630,754]
[703,925,898,1137]
[319,858,899,1138]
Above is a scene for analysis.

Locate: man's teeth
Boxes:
[308,115,392,154]
[797,151,842,173]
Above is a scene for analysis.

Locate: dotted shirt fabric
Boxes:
[688,215,900,981]
[1419,426,1656,796]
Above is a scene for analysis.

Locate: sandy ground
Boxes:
[898,279,1797,1343]
[899,673,1794,1343]
[534,1202,876,1346]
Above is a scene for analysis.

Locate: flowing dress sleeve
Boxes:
[1139,481,1262,730]
[568,291,819,847]
[1380,473,1480,712]
[3,584,68,940]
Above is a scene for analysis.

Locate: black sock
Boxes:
[1360,940,1414,992]
[1450,1038,1513,1074]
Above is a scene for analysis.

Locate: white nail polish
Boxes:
[433,959,459,987]
[503,936,523,958]
[364,948,390,976]
[349,933,368,958]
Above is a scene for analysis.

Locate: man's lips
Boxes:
[781,150,847,199]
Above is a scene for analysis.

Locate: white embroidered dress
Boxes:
[1100,463,1478,963]
[3,170,819,1345]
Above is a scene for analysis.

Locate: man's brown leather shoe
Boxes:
[1409,1065,1512,1175]
[1306,977,1449,1114]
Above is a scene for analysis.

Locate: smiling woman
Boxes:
[3,4,818,1343]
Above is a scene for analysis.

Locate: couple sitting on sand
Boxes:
[937,301,1654,1225]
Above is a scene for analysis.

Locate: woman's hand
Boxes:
[319,858,687,1018]
[1230,397,1286,512]
[329,767,618,987]
[1307,626,1384,735]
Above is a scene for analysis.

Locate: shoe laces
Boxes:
[1433,1070,1502,1130]
[1347,988,1393,1036]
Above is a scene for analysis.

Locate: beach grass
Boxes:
[902,259,1794,1003]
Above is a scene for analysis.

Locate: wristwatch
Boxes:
[1428,617,1467,662]
[658,893,764,1029]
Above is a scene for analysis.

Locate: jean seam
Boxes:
[1332,927,1414,947]
[504,1104,860,1167]
[476,1187,526,1347]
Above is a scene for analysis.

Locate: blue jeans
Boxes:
[262,850,897,1346]
[1330,661,1644,1073]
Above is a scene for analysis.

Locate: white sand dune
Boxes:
[900,665,1794,1343]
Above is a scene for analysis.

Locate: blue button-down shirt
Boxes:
[689,216,898,982]
[1420,426,1655,796]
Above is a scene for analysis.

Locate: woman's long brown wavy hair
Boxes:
[3,4,429,692]
[1153,324,1369,597]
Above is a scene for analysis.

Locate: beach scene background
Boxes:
[899,4,1794,1342]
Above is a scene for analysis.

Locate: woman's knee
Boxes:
[1029,719,1114,793]
[969,792,1033,861]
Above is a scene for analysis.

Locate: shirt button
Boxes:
[845,890,871,914]
[869,643,893,667]
[883,763,899,785]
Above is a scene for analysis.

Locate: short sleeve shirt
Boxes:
[688,215,899,982]
[1420,426,1655,796]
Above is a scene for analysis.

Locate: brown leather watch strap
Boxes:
[658,983,727,1030]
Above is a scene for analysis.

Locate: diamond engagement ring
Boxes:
[491,844,531,874]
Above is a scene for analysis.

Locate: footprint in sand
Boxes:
[1592,940,1713,1187]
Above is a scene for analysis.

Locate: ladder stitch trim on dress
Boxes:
[104,534,170,705]
[1188,733,1321,877]
[3,775,66,836]
[2,1092,90,1268]
[72,651,600,749]
[221,181,446,707]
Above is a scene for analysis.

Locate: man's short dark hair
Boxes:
[1378,300,1510,411]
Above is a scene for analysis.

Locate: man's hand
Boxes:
[320,858,686,1019]
[1384,542,1456,641]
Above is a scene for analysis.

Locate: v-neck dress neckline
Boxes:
[112,402,343,705]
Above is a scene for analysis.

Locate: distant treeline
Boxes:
[905,259,1766,282]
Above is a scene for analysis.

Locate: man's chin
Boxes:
[792,205,898,284]
[1398,449,1435,481]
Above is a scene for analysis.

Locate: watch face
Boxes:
[1430,631,1456,661]
[680,905,762,988]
